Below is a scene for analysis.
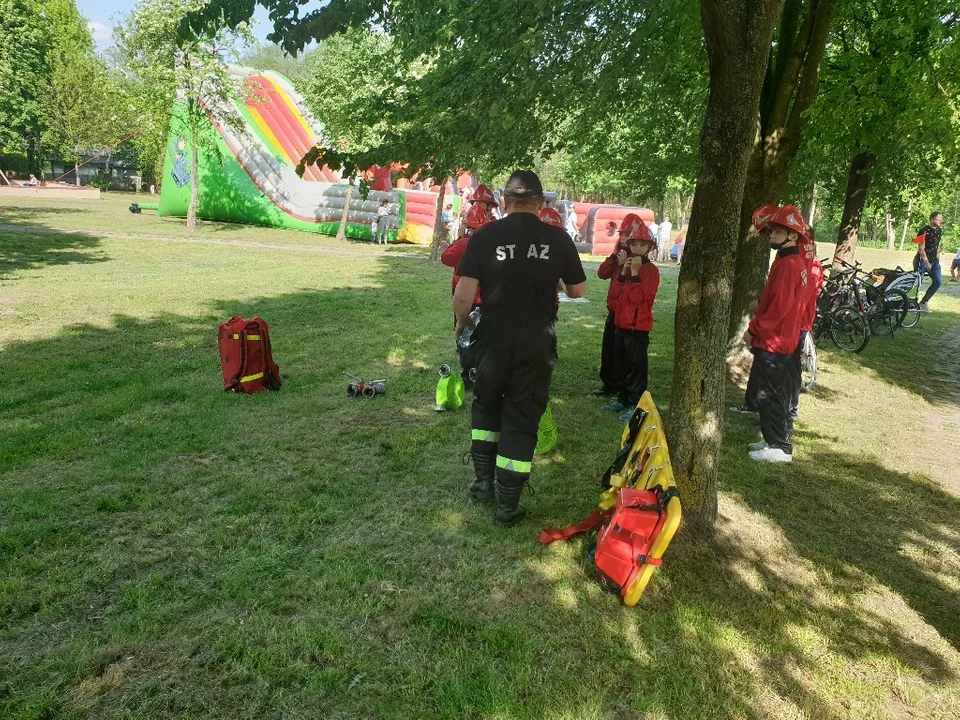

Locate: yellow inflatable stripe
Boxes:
[261,76,316,142]
[247,102,295,165]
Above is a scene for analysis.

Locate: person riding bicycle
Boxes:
[742,205,808,463]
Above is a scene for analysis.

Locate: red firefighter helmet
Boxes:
[464,203,491,230]
[538,207,564,228]
[752,205,779,233]
[760,204,808,241]
[620,213,654,242]
[471,184,497,206]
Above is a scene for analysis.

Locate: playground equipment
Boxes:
[157,68,454,243]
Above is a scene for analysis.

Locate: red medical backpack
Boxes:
[218,316,282,393]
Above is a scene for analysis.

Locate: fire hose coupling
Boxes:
[343,372,386,398]
[439,364,452,378]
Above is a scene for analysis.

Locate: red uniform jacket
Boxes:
[599,252,625,312]
[441,237,482,305]
[614,260,660,332]
[799,243,824,333]
[748,247,806,354]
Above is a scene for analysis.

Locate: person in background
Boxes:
[657,215,673,262]
[914,212,945,311]
[731,206,780,415]
[595,214,639,397]
[742,205,808,463]
[442,203,492,389]
[951,246,960,282]
[471,184,499,222]
[376,200,390,245]
[604,218,660,422]
[24,173,39,187]
[564,201,579,241]
[784,224,823,426]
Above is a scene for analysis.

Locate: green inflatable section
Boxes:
[157,103,381,240]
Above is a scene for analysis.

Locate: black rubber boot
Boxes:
[469,451,496,504]
[493,469,528,528]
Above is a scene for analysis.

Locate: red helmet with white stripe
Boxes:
[620,213,654,242]
[471,184,496,206]
[465,203,491,229]
[760,205,808,241]
[752,205,779,233]
[538,207,564,228]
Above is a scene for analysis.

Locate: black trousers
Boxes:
[744,362,759,411]
[784,331,807,420]
[614,328,650,407]
[471,315,557,471]
[752,348,793,453]
[599,311,617,391]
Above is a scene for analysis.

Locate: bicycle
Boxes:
[871,264,926,329]
[813,269,871,353]
[800,331,817,392]
[830,257,909,337]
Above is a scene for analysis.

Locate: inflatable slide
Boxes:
[157,68,447,243]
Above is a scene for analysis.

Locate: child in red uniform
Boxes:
[786,224,824,423]
[596,214,641,397]
[441,204,491,388]
[744,205,808,463]
[606,218,660,422]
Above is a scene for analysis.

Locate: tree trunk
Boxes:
[187,137,199,230]
[668,0,784,529]
[75,160,80,186]
[833,151,876,268]
[886,203,895,251]
[336,182,354,241]
[429,178,448,262]
[726,0,838,341]
[105,148,112,192]
[803,183,817,227]
[899,198,913,251]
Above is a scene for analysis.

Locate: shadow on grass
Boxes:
[0,227,107,278]
[833,306,960,409]
[1,257,956,719]
[0,205,91,227]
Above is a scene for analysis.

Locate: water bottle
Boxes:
[458,308,481,348]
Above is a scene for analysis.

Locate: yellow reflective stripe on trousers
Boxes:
[232,334,261,340]
[240,372,264,383]
[472,429,500,442]
[496,455,532,473]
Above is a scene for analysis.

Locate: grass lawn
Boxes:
[2,193,959,719]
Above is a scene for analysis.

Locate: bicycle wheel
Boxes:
[830,305,870,353]
[868,289,909,336]
[901,297,922,328]
[800,332,817,392]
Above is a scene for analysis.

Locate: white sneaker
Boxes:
[749,447,792,463]
[729,405,757,414]
[919,302,932,313]
[748,440,769,451]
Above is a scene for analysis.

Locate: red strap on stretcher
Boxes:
[539,508,612,545]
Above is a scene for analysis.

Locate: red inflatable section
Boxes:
[403,190,441,228]
[585,206,656,255]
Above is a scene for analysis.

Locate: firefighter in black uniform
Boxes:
[454,170,587,527]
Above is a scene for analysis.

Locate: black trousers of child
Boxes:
[751,348,793,454]
[783,331,807,421]
[614,328,650,408]
[599,311,617,392]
